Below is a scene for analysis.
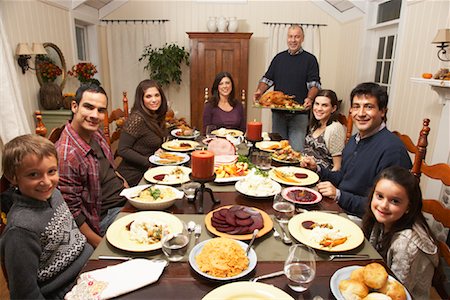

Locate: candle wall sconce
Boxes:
[432,28,450,62]
[16,43,47,74]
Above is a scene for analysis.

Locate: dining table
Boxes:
[81,183,386,300]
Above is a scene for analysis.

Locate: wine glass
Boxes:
[284,244,316,292]
[272,193,295,224]
[205,125,217,139]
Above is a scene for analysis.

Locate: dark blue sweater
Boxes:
[320,128,412,217]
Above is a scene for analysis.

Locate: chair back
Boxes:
[48,125,65,143]
[337,108,353,144]
[103,91,129,145]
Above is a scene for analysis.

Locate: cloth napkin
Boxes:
[65,259,166,300]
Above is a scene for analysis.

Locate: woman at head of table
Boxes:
[117,79,168,186]
[202,71,246,134]
[302,89,346,171]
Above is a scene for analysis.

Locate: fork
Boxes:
[318,253,370,261]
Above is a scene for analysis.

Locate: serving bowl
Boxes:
[121,184,184,210]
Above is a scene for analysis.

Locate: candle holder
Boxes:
[246,137,263,159]
[189,174,220,213]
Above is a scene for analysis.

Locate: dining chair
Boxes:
[103,91,129,145]
[337,108,353,144]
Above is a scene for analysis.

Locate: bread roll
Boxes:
[339,279,369,300]
[350,267,365,283]
[379,280,407,300]
[363,292,392,300]
[363,263,388,289]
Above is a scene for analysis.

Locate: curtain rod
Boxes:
[101,19,169,23]
[263,22,327,27]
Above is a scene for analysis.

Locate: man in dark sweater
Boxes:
[254,24,321,151]
[301,82,412,217]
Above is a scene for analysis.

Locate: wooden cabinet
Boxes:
[41,109,71,133]
[187,32,252,131]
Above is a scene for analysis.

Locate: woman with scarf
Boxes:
[117,79,168,186]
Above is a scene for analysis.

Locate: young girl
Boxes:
[0,134,93,299]
[362,166,440,299]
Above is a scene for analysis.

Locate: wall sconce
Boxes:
[432,28,450,62]
[16,43,47,74]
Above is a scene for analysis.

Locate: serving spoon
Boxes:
[246,229,259,256]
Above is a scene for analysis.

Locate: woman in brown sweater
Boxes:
[117,79,168,186]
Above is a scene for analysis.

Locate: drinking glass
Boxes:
[284,244,316,292]
[181,182,200,200]
[258,151,272,170]
[272,193,295,224]
[161,222,190,262]
[205,125,217,139]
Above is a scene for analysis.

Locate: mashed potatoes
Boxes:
[196,238,249,278]
[238,169,279,196]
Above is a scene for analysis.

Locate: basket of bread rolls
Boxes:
[338,263,409,300]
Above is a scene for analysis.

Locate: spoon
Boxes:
[246,229,259,255]
[187,221,196,239]
[276,221,292,245]
[194,224,202,245]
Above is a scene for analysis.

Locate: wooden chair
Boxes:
[337,108,353,144]
[103,91,129,145]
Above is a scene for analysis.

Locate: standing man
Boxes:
[301,82,412,217]
[254,24,321,151]
[56,83,127,248]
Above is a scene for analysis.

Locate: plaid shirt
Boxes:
[55,122,115,234]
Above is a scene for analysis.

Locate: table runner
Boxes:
[91,213,381,262]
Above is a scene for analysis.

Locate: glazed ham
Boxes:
[207,138,236,156]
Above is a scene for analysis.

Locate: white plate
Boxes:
[203,282,294,300]
[288,211,364,252]
[170,128,200,139]
[255,141,282,152]
[281,187,322,205]
[215,176,246,183]
[211,128,244,138]
[189,239,257,281]
[120,184,184,210]
[143,166,191,185]
[235,177,281,198]
[149,152,190,166]
[161,140,199,152]
[105,211,184,252]
[269,167,319,186]
[330,266,412,300]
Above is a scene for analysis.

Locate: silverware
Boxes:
[194,224,201,245]
[273,228,281,240]
[319,253,370,261]
[246,229,259,256]
[98,255,131,261]
[250,270,285,282]
[187,221,196,239]
[276,220,292,245]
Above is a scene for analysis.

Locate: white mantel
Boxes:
[411,78,450,202]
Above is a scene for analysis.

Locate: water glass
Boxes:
[272,193,295,224]
[205,125,217,139]
[258,151,272,170]
[181,182,200,200]
[284,244,316,292]
[161,223,190,262]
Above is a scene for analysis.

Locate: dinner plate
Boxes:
[149,152,190,166]
[170,128,200,139]
[288,211,364,252]
[204,205,273,240]
[255,141,282,152]
[271,155,300,164]
[211,128,244,138]
[330,266,412,300]
[105,211,184,252]
[281,187,322,205]
[214,176,246,183]
[202,282,294,300]
[143,166,191,185]
[269,167,319,186]
[235,177,281,198]
[161,140,199,152]
[189,239,257,281]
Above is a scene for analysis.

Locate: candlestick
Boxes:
[191,150,214,179]
[246,121,262,142]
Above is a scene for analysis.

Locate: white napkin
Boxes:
[65,259,166,300]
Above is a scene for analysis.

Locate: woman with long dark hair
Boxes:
[117,79,168,186]
[202,72,246,133]
[362,166,441,299]
[303,89,345,171]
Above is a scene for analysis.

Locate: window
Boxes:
[377,0,402,24]
[75,22,88,61]
[374,34,396,92]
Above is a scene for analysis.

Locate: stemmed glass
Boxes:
[284,244,316,292]
[272,193,295,224]
[205,125,217,139]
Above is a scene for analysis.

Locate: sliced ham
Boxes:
[208,138,236,156]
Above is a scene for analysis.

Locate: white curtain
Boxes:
[261,24,322,131]
[0,16,31,145]
[104,21,167,109]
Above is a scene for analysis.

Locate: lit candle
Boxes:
[191,150,215,179]
[246,120,262,141]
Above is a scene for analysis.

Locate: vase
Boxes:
[217,17,228,32]
[39,82,63,110]
[207,17,217,32]
[228,17,238,32]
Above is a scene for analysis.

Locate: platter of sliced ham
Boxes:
[207,138,236,156]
